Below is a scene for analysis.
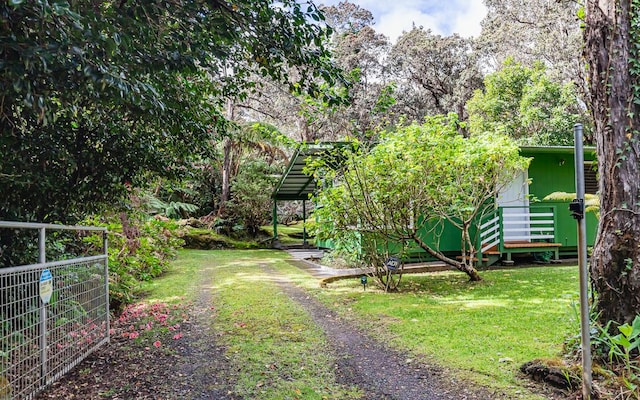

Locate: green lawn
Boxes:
[262,221,314,246]
[147,250,580,399]
[317,265,580,395]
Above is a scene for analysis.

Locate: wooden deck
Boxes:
[501,241,562,263]
[503,241,563,249]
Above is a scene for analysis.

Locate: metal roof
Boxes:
[519,145,596,154]
[272,142,346,201]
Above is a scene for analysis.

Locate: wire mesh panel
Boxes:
[0,223,109,400]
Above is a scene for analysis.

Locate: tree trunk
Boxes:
[410,232,482,281]
[585,0,640,325]
[219,137,232,213]
[218,100,235,215]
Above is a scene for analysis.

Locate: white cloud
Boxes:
[449,0,486,38]
[376,7,442,42]
[319,0,486,42]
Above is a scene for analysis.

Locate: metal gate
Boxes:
[0,222,109,400]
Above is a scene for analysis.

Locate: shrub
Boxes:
[83,213,184,311]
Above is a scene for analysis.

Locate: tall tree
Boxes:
[585,0,640,325]
[479,0,583,86]
[467,58,585,145]
[236,1,393,143]
[388,27,482,128]
[312,116,529,283]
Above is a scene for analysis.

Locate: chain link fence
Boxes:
[0,222,109,400]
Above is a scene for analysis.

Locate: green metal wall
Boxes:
[522,148,598,252]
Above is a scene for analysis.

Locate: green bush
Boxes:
[83,213,184,311]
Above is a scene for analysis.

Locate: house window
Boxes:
[585,162,598,195]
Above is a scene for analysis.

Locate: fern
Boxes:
[145,196,199,219]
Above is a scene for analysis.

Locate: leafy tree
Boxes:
[0,0,343,223]
[236,1,394,142]
[320,1,394,138]
[388,27,483,129]
[584,0,640,326]
[227,160,280,237]
[467,58,585,145]
[217,119,289,215]
[479,0,584,87]
[312,115,529,283]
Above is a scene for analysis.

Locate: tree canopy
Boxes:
[467,58,585,145]
[389,27,483,128]
[0,0,344,222]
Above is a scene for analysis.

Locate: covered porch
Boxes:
[271,143,345,248]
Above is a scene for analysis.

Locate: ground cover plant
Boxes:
[38,299,194,399]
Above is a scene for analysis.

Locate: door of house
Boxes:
[497,171,530,242]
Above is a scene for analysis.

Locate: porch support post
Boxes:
[272,200,278,240]
[302,200,307,246]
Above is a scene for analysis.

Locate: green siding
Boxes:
[526,152,577,199]
[521,148,598,251]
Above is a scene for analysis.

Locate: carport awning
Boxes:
[272,142,346,201]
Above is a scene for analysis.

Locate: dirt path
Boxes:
[168,267,239,400]
[263,263,497,400]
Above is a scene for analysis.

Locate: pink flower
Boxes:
[172,333,183,340]
[153,340,161,348]
[129,331,139,339]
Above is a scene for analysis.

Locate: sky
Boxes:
[318,0,486,42]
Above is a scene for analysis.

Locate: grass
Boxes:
[144,249,361,399]
[137,249,214,303]
[262,221,315,246]
[149,249,580,399]
[317,265,580,398]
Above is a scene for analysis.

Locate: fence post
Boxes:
[38,228,48,384]
[104,231,110,343]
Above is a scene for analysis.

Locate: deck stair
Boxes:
[477,206,562,266]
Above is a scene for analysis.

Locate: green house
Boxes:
[272,144,598,265]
